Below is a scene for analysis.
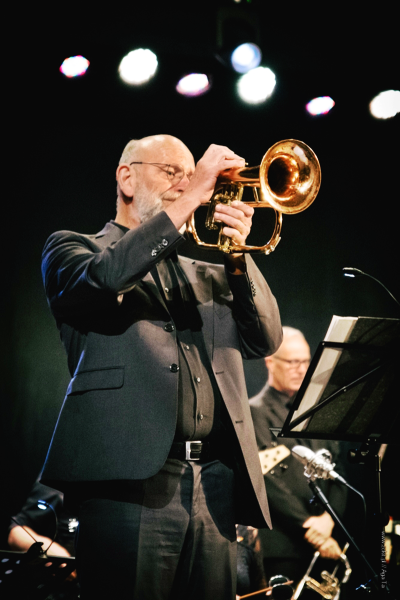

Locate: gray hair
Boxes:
[119,139,141,165]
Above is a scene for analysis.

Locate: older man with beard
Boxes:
[41,134,282,600]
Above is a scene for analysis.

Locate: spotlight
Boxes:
[119,49,158,85]
[369,90,400,119]
[237,67,276,105]
[176,74,211,97]
[59,56,90,78]
[215,6,261,72]
[231,43,262,73]
[306,96,335,116]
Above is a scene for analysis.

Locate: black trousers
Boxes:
[75,458,237,600]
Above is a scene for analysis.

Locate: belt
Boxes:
[168,440,217,461]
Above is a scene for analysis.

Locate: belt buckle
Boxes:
[185,441,202,461]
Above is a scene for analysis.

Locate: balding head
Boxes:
[265,326,311,397]
[118,135,193,166]
[115,134,195,228]
[280,326,307,344]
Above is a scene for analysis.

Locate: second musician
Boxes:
[250,326,347,587]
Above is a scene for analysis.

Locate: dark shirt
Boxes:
[112,221,220,441]
[154,253,222,441]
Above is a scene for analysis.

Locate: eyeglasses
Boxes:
[130,162,192,185]
[273,356,311,369]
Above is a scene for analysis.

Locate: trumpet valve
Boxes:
[205,197,222,230]
[305,573,340,599]
[205,184,244,231]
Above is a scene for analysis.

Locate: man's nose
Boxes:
[175,174,191,192]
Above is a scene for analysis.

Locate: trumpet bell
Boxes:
[259,139,321,214]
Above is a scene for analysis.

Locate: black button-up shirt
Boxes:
[112,221,222,441]
[155,253,222,441]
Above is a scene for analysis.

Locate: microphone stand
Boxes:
[342,267,400,313]
[307,479,393,599]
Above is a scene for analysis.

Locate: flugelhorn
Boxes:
[186,139,321,254]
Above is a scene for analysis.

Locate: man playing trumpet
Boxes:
[40,134,282,599]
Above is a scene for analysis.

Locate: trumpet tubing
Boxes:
[292,543,351,599]
[186,139,321,254]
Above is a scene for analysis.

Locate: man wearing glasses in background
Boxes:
[250,326,347,588]
[41,134,282,599]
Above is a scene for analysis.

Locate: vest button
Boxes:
[170,364,179,373]
[164,323,175,332]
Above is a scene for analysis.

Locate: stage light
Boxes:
[231,43,261,73]
[237,67,276,105]
[176,74,211,97]
[59,56,89,78]
[369,90,400,119]
[215,6,261,72]
[306,96,335,116]
[119,49,158,85]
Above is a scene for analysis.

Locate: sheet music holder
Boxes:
[272,315,400,443]
[270,315,400,597]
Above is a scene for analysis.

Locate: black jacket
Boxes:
[41,212,282,527]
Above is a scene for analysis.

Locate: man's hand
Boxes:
[318,537,342,560]
[192,146,252,250]
[303,512,335,548]
[214,200,254,248]
[165,144,246,232]
[188,144,246,206]
[9,525,78,581]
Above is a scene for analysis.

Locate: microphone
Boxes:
[292,445,348,485]
[342,267,400,310]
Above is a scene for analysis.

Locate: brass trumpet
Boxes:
[186,139,321,254]
[292,543,352,600]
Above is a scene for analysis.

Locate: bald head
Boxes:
[280,326,306,342]
[119,135,193,166]
[265,326,311,397]
[115,134,195,229]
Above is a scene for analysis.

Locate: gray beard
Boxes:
[134,181,164,224]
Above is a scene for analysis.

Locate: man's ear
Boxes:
[116,163,135,199]
[265,356,273,370]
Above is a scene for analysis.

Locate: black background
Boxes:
[2,0,399,590]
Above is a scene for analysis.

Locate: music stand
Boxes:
[0,543,77,600]
[273,316,400,443]
[272,316,400,598]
